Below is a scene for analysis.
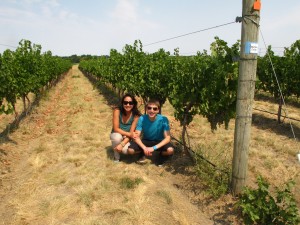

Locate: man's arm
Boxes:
[133,130,147,151]
[137,130,171,157]
[153,130,171,149]
[152,116,171,150]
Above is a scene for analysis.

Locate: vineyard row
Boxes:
[0,39,72,115]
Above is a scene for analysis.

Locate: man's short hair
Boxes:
[147,99,160,108]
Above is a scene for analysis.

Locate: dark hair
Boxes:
[119,93,141,116]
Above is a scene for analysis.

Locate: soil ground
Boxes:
[0,65,299,225]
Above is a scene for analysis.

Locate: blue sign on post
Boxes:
[245,42,258,54]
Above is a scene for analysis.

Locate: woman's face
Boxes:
[122,96,134,112]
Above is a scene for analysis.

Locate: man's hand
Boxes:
[133,131,140,139]
[144,147,154,156]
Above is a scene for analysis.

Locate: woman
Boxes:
[110,93,141,162]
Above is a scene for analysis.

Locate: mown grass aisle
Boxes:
[0,65,212,225]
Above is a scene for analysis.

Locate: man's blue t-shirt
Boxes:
[136,114,170,141]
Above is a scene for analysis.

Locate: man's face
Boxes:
[146,103,159,120]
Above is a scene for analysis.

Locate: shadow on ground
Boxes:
[81,71,120,108]
[252,113,300,140]
[105,146,141,164]
[255,92,300,109]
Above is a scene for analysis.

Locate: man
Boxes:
[128,99,174,166]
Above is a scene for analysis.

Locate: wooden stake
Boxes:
[231,0,261,195]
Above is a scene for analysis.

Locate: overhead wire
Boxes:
[0,43,17,49]
[144,20,237,47]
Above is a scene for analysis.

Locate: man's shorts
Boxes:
[129,140,173,152]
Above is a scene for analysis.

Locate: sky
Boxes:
[0,0,299,56]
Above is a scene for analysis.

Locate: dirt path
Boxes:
[0,66,213,225]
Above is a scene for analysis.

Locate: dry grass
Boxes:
[0,66,213,225]
[0,65,299,225]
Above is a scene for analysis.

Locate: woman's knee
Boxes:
[110,133,123,143]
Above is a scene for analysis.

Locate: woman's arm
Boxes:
[128,115,139,138]
[112,109,131,137]
[112,109,132,152]
[119,117,138,146]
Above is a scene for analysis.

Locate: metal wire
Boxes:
[144,21,237,47]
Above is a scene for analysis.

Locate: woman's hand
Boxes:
[127,132,134,139]
[114,144,123,153]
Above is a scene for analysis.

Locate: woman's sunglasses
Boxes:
[147,106,158,111]
[123,101,134,105]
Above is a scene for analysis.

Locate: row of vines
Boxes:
[257,40,300,100]
[0,39,72,115]
[257,40,300,122]
[79,37,240,152]
[79,37,300,138]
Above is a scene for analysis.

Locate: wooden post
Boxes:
[231,0,261,195]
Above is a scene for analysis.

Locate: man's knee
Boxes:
[166,147,174,155]
[127,148,135,155]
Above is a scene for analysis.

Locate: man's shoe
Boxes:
[137,156,146,164]
[157,155,168,167]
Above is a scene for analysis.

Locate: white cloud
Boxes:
[46,0,60,8]
[23,0,43,4]
[58,9,78,21]
[107,0,159,44]
[41,5,53,17]
[110,0,139,23]
[0,7,35,18]
[109,0,158,28]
